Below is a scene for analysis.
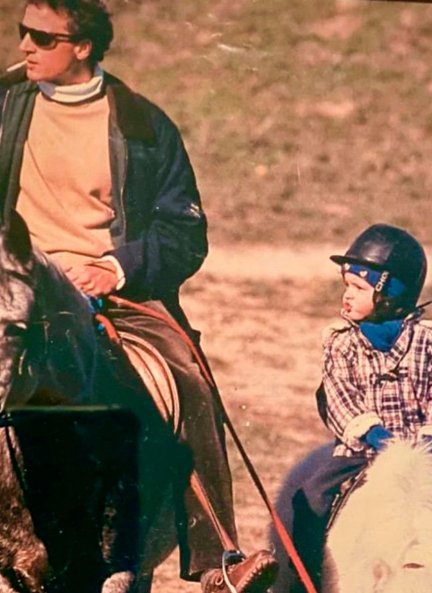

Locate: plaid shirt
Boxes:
[322,318,432,457]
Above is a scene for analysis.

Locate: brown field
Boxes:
[2,0,432,591]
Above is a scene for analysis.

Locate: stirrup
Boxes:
[221,550,246,593]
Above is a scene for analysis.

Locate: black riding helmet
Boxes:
[330,224,427,321]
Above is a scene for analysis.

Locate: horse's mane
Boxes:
[32,248,94,323]
[0,213,89,316]
[0,230,34,318]
[0,231,97,408]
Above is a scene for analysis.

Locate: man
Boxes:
[0,1,278,592]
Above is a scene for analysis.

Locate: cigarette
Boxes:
[6,60,26,72]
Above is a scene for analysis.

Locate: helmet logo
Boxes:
[342,263,368,278]
[375,271,389,293]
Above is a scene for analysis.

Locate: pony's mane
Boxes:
[365,439,432,509]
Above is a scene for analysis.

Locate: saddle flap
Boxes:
[118,331,180,435]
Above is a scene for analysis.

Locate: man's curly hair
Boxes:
[27,0,113,63]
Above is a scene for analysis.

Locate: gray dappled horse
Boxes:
[0,212,179,593]
[271,440,432,593]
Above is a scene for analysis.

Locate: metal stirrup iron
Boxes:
[221,550,246,593]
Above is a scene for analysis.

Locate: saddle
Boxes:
[117,330,181,434]
[327,466,368,532]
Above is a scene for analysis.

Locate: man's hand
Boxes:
[64,261,118,297]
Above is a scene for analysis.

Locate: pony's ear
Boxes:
[4,210,32,264]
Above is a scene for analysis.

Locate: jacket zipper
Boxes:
[119,137,128,239]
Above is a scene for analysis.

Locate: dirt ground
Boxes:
[148,244,350,592]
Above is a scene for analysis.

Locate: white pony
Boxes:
[322,439,432,593]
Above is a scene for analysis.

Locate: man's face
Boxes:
[20,3,92,85]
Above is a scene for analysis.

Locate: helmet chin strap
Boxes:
[369,270,394,322]
[413,299,432,316]
[374,270,390,295]
[369,269,418,322]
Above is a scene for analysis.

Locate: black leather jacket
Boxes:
[0,68,208,308]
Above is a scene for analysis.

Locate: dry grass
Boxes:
[2,0,432,247]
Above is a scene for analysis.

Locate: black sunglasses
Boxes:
[19,23,82,50]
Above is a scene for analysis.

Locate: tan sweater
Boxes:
[17,93,115,270]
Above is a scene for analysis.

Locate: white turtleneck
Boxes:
[37,64,104,104]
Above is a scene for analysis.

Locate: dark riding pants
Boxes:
[107,300,238,580]
[292,452,367,590]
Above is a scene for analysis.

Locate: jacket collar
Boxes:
[104,72,156,143]
[0,64,28,89]
[1,67,156,144]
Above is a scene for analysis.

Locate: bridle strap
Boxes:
[101,295,318,593]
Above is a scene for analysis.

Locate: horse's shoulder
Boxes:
[322,320,351,346]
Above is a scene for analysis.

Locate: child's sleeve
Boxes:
[418,328,432,437]
[323,331,381,452]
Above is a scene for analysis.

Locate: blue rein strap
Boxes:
[85,295,122,344]
[85,295,104,314]
[83,295,106,333]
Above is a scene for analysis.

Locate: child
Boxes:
[292,223,430,589]
[324,222,430,455]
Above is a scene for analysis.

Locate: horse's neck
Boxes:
[28,252,99,403]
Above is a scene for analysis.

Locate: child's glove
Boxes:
[363,425,393,451]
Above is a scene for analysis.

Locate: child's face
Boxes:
[341,272,375,321]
